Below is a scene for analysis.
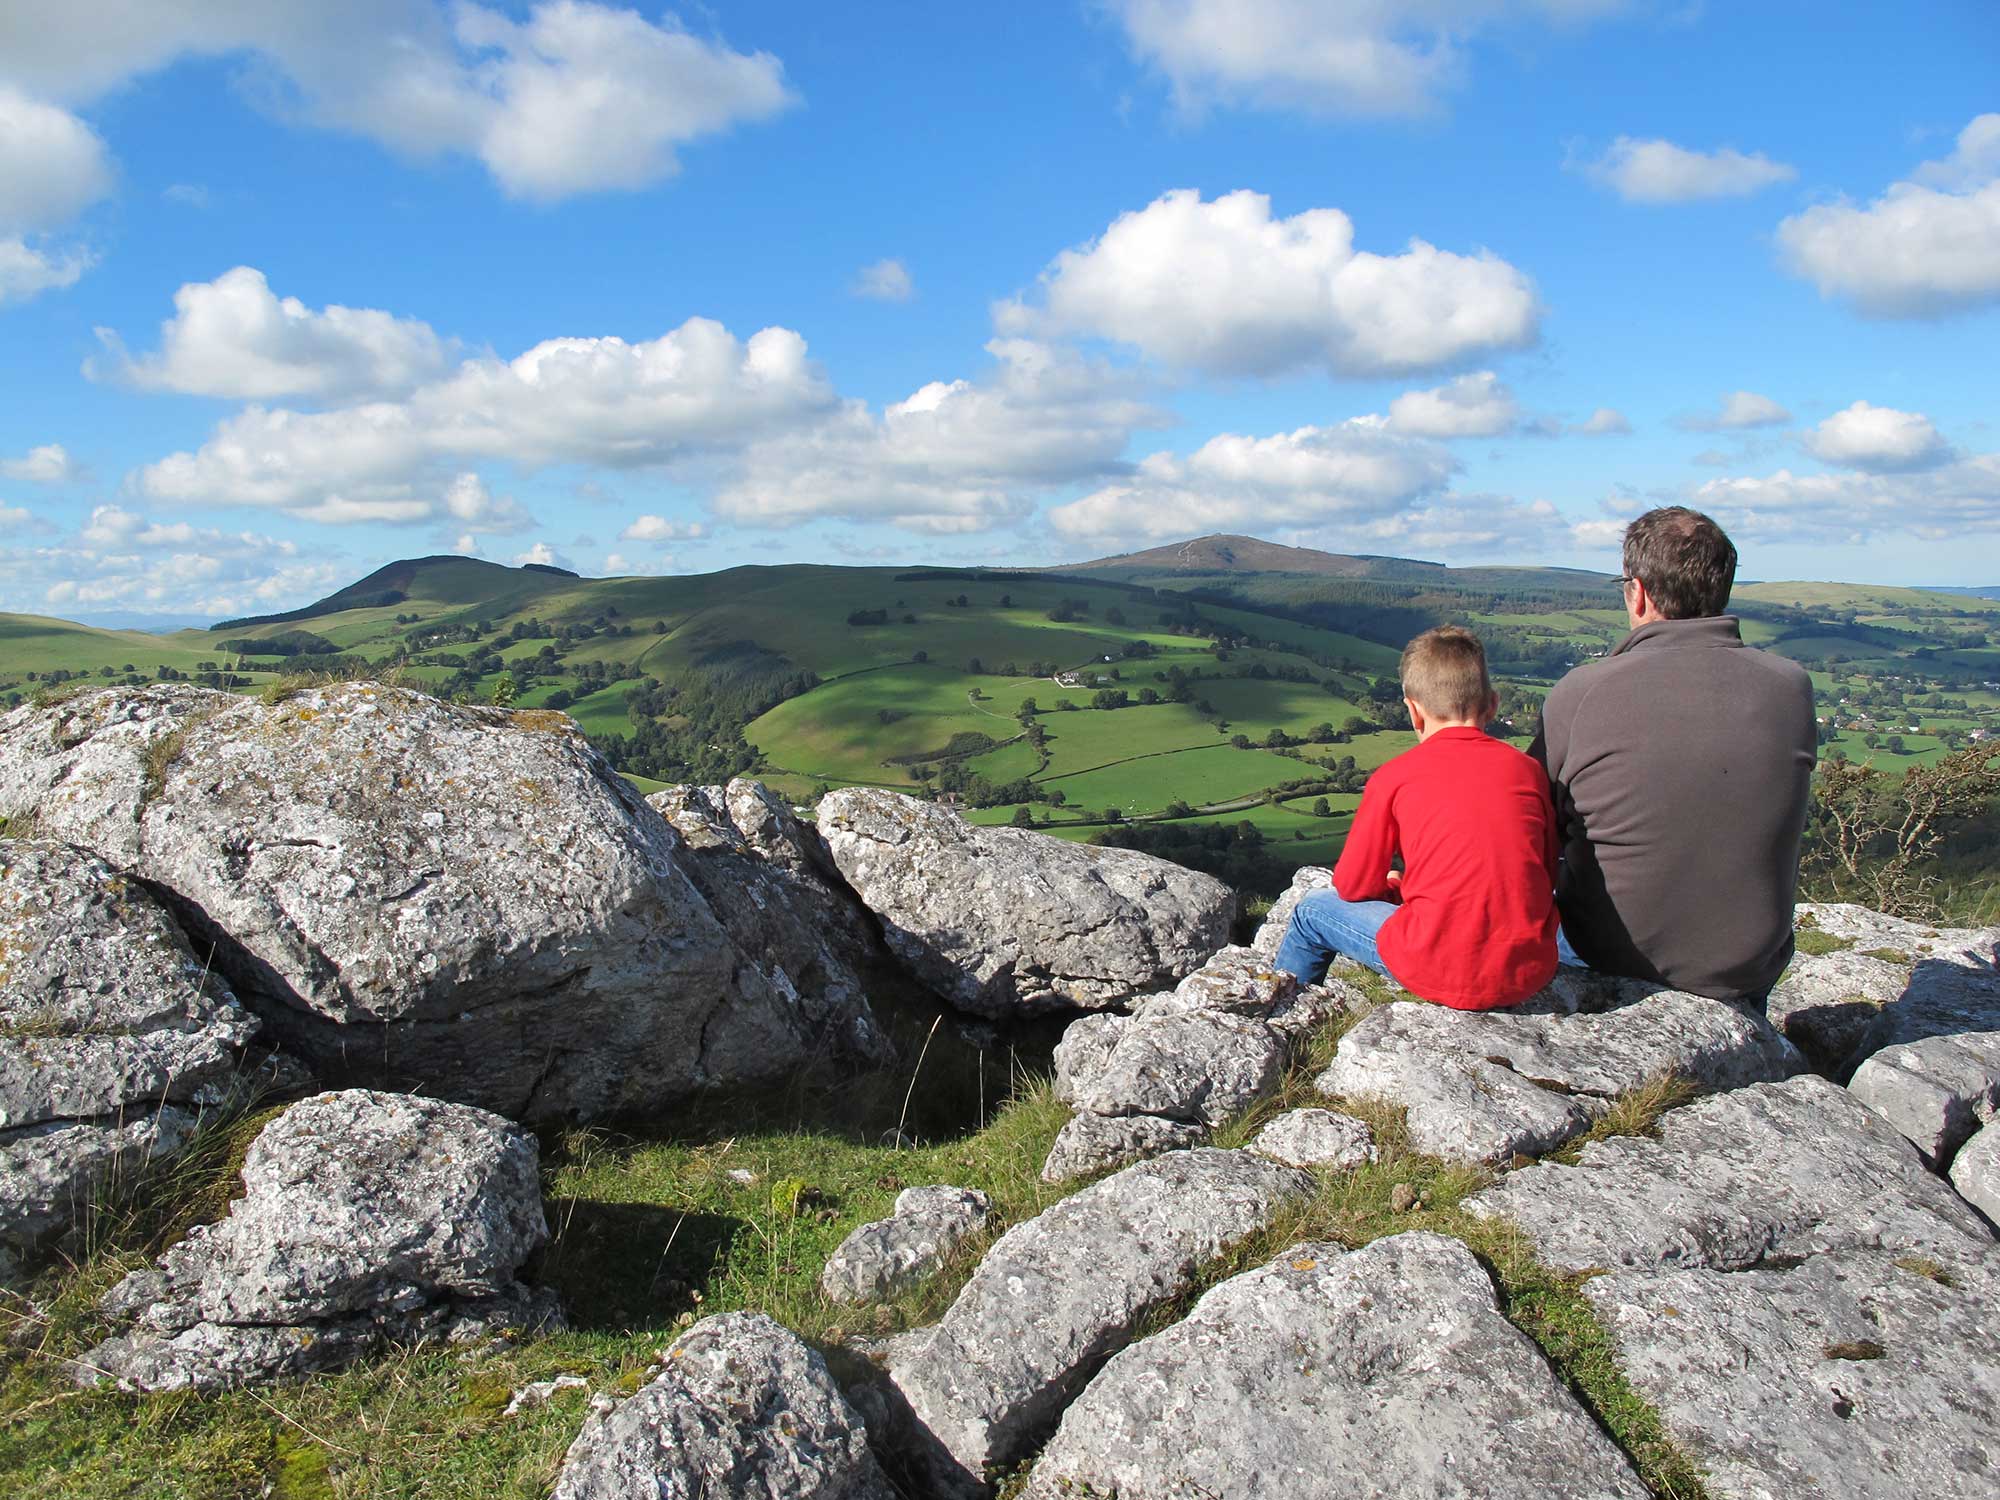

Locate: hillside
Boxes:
[5,542,1997,897]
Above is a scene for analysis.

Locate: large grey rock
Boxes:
[1847,1030,2000,1167]
[1038,1111,1207,1183]
[647,781,890,1065]
[1316,989,1802,1165]
[1051,1012,1127,1106]
[1074,1010,1288,1128]
[1025,1234,1648,1500]
[1950,1120,2000,1224]
[80,1089,555,1390]
[1583,1250,2000,1500]
[817,788,1234,1017]
[1784,903,2000,1071]
[1250,1108,1377,1170]
[0,839,264,1274]
[34,682,877,1120]
[552,1312,896,1500]
[887,1148,1313,1491]
[1134,943,1358,1041]
[1765,950,1910,1073]
[820,1186,992,1303]
[1249,865,1331,959]
[1465,1076,1994,1276]
[0,686,230,865]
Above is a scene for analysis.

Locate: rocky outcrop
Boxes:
[1249,1107,1377,1170]
[552,1312,895,1500]
[1317,986,1802,1165]
[1025,1234,1648,1500]
[1464,1075,1993,1275]
[0,684,887,1120]
[80,1090,556,1390]
[1041,948,1356,1180]
[820,1186,992,1303]
[1847,1030,2000,1168]
[0,685,230,865]
[816,788,1234,1017]
[885,1148,1313,1494]
[1248,864,1330,959]
[1583,1250,2000,1500]
[647,780,890,1065]
[1950,1120,2000,1224]
[1773,904,2000,1073]
[0,839,269,1277]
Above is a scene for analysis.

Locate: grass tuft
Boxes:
[1792,929,1854,957]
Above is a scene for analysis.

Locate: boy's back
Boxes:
[1332,727,1557,1008]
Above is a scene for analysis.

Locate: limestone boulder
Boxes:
[552,1312,896,1500]
[0,839,268,1276]
[1133,944,1358,1041]
[1026,1234,1648,1500]
[886,1148,1313,1492]
[0,686,230,865]
[1781,904,2000,1071]
[1072,1010,1289,1129]
[1317,989,1801,1165]
[647,781,890,1065]
[1249,865,1331,959]
[80,1089,556,1390]
[1765,949,1911,1074]
[1249,1108,1377,1171]
[1583,1251,2000,1500]
[1949,1120,2000,1225]
[1038,1111,1207,1183]
[816,789,1234,1017]
[1464,1076,1993,1276]
[1847,1030,2000,1167]
[819,1185,992,1303]
[26,683,878,1120]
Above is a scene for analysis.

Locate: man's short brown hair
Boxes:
[1623,506,1737,619]
[1400,625,1492,722]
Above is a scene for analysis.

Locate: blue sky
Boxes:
[1,1,1996,624]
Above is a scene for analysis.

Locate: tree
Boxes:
[491,673,517,707]
[1312,796,1331,817]
[1011,805,1035,827]
[1102,807,1123,823]
[1018,698,1038,719]
[1138,687,1161,705]
[1802,744,2000,917]
[913,650,928,663]
[1092,688,1129,710]
[967,657,983,674]
[1000,593,1013,607]
[1230,733,1252,749]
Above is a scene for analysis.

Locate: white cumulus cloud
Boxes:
[0,444,81,483]
[1386,371,1518,438]
[1046,417,1459,544]
[1777,114,2000,318]
[1106,0,1629,120]
[1578,136,1795,203]
[999,188,1540,378]
[1676,390,1791,431]
[1693,455,2000,543]
[619,514,707,542]
[512,541,573,569]
[1804,401,1950,473]
[95,267,455,400]
[0,1,795,204]
[1569,408,1632,436]
[0,85,111,305]
[852,258,914,302]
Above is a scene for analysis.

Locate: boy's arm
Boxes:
[1332,779,1399,903]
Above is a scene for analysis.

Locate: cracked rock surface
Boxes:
[1950,1119,2000,1224]
[0,684,884,1120]
[0,839,265,1277]
[552,1311,896,1500]
[1464,1075,1993,1275]
[1026,1233,1648,1500]
[817,788,1233,1017]
[647,780,891,1066]
[1316,988,1802,1165]
[886,1148,1312,1492]
[80,1089,556,1391]
[1584,1250,2000,1499]
[1038,1111,1207,1182]
[1847,1029,2000,1168]
[820,1185,992,1303]
[1249,1108,1377,1170]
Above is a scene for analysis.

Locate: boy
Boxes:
[1274,626,1557,1010]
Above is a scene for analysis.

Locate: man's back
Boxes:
[1532,615,1816,999]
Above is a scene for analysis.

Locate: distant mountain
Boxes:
[1059,534,1417,577]
[211,555,582,632]
[1921,584,2000,601]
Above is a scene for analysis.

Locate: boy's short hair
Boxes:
[1400,625,1492,722]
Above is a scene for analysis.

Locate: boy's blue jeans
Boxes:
[1274,889,1591,988]
[1273,889,1398,985]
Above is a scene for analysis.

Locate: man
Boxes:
[1531,507,1816,1002]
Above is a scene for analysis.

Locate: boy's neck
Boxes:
[1413,717,1485,744]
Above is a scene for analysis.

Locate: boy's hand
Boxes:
[1385,869,1401,889]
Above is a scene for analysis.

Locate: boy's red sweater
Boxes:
[1333,726,1558,1009]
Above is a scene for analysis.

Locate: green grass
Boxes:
[1043,744,1322,815]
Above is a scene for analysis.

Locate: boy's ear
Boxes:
[1484,689,1500,723]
